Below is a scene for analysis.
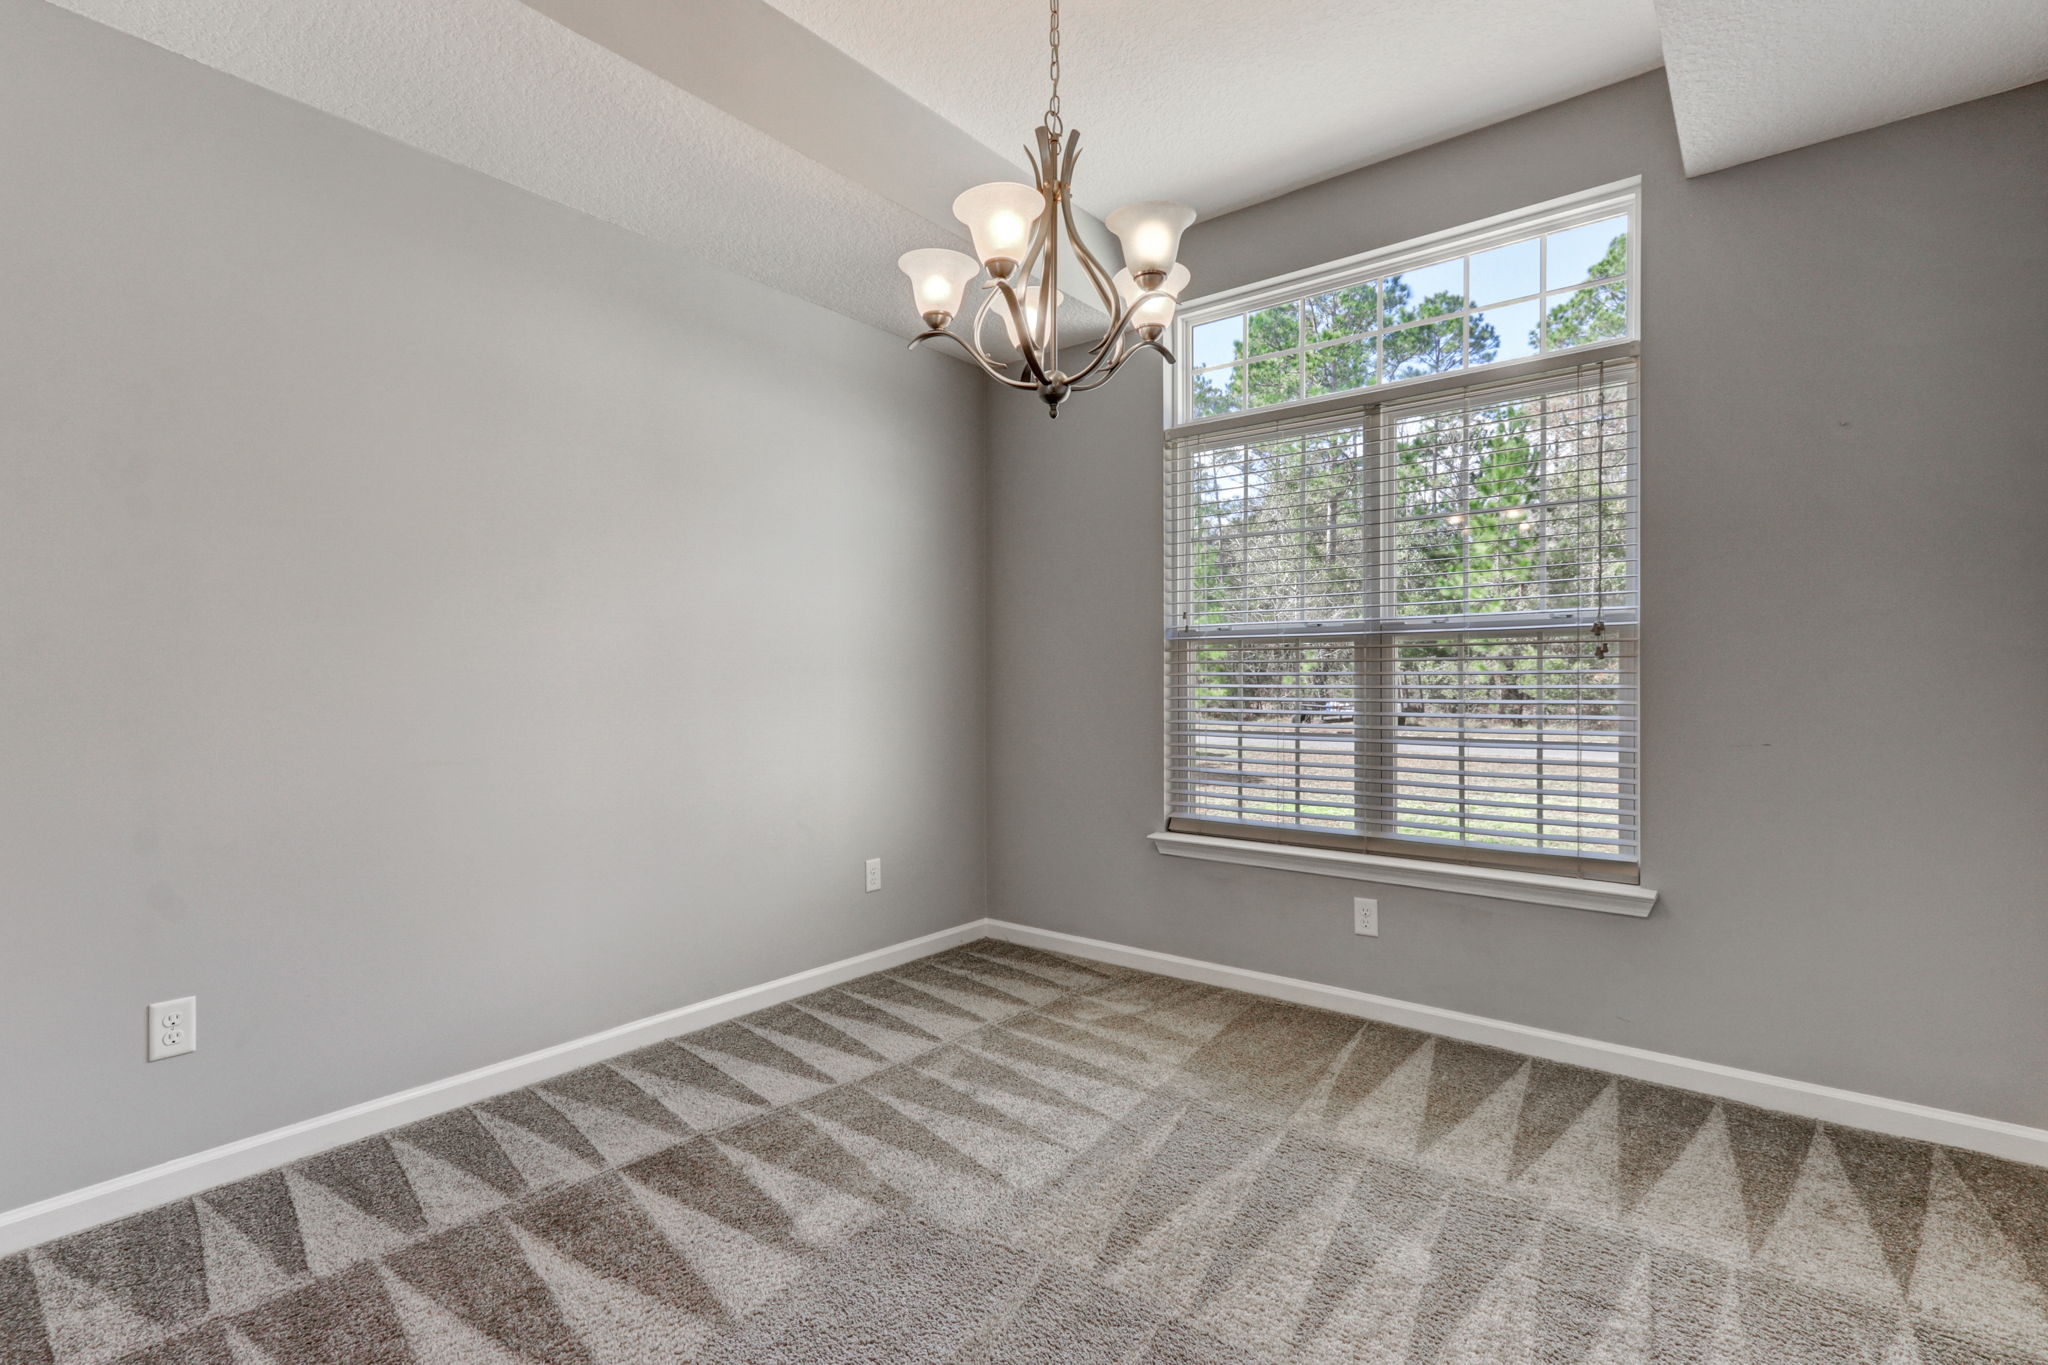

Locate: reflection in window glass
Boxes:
[1471,299,1541,365]
[1383,319,1465,381]
[1193,365,1244,417]
[1544,217,1628,285]
[1543,283,1628,349]
[1191,316,1244,370]
[1383,259,1466,325]
[1248,304,1300,356]
[1469,239,1540,305]
[1308,340,1374,396]
[1307,285,1377,341]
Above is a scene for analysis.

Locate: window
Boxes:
[1176,184,1636,424]
[1163,186,1640,882]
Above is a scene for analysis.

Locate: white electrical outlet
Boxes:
[148,997,197,1061]
[1353,898,1379,937]
[864,857,882,893]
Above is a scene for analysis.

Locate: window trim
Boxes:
[1167,178,1641,430]
[1159,191,1647,893]
[1147,831,1659,917]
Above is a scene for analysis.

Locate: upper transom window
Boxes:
[1172,183,1638,425]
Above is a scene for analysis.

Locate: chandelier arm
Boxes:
[1053,132,1123,328]
[1039,248,1057,365]
[989,279,1054,387]
[971,276,1003,350]
[1066,284,1176,381]
[969,281,1030,386]
[1060,188,1120,319]
[1032,124,1065,366]
[1069,336,1172,392]
[1014,207,1053,291]
[1062,330,1128,386]
[909,327,1041,389]
[1015,133,1056,287]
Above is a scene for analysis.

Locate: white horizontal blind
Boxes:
[1366,627,1637,868]
[1166,360,1639,878]
[1167,636,1364,839]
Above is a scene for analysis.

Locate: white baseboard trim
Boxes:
[983,920,2048,1169]
[0,919,993,1258]
[9,915,2040,1257]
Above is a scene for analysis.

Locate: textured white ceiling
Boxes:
[751,0,1667,216]
[1656,0,2048,175]
[35,0,2048,349]
[40,0,984,340]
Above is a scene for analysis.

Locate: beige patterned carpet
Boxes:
[3,939,2045,1364]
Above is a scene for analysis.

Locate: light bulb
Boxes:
[989,210,1028,251]
[999,279,1064,350]
[896,248,981,329]
[1114,263,1191,338]
[952,183,1046,278]
[1106,201,1197,286]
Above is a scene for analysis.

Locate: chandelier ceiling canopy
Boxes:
[896,0,1196,417]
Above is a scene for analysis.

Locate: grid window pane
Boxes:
[1383,259,1467,325]
[1248,355,1303,407]
[1545,217,1629,285]
[1191,316,1244,369]
[1308,340,1375,396]
[1383,319,1465,380]
[1543,283,1629,349]
[1470,298,1541,365]
[1193,365,1244,417]
[1307,285,1378,341]
[1248,303,1302,356]
[1470,239,1541,305]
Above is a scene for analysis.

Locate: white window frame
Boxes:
[1167,179,1642,431]
[1155,181,1656,914]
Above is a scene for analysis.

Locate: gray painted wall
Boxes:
[989,72,2048,1128]
[0,2,987,1211]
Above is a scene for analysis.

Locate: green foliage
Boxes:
[1195,268,1529,416]
[1538,233,1628,349]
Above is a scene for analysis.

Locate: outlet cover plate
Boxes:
[148,997,197,1061]
[1353,898,1379,936]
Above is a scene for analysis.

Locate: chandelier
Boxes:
[896,0,1196,417]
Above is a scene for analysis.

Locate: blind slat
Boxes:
[1163,360,1639,870]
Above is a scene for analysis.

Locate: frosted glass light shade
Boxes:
[952,182,1045,275]
[1114,263,1191,331]
[1106,201,1196,284]
[897,248,981,325]
[998,282,1064,350]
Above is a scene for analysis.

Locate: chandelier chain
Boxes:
[1045,0,1062,137]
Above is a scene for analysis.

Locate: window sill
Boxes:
[1147,831,1659,917]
